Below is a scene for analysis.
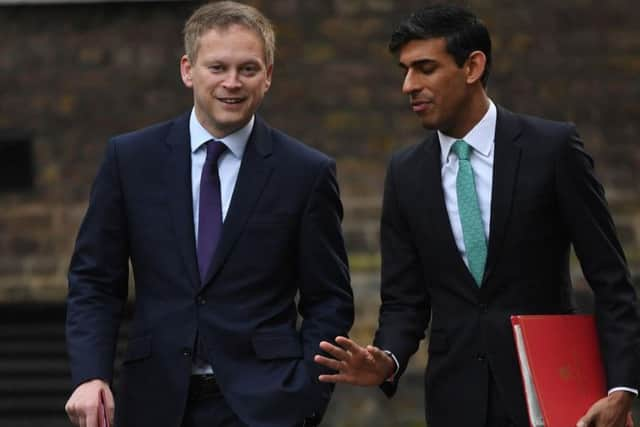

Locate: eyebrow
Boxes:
[399,58,438,69]
[203,58,264,66]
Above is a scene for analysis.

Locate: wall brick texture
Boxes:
[1,1,639,423]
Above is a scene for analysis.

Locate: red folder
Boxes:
[99,389,110,427]
[511,315,606,427]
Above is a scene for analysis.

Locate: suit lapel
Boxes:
[201,116,274,287]
[163,112,201,290]
[483,107,523,286]
[420,134,480,294]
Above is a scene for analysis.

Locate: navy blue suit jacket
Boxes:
[66,112,354,427]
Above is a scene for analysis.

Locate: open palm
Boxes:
[314,336,395,386]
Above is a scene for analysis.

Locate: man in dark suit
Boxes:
[314,5,639,427]
[64,2,353,427]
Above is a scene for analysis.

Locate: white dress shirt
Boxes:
[438,101,496,267]
[436,100,635,396]
[189,108,253,374]
[387,102,497,381]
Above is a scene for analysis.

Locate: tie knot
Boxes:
[452,139,471,161]
[206,140,227,163]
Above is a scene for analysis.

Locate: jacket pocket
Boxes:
[252,331,303,360]
[123,335,152,363]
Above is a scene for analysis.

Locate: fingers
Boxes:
[317,373,353,384]
[576,403,595,427]
[67,402,97,427]
[86,408,98,427]
[314,354,343,371]
[65,379,111,427]
[576,416,590,427]
[318,340,350,361]
[103,388,115,425]
[66,400,90,427]
[334,336,367,355]
[65,402,79,425]
[577,395,607,427]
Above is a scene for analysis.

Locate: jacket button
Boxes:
[182,348,192,357]
[197,296,206,305]
[475,352,486,361]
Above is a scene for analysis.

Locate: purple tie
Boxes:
[197,140,227,282]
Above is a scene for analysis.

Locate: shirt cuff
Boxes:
[383,350,400,382]
[608,387,638,396]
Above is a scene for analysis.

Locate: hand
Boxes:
[65,379,114,427]
[576,390,634,427]
[313,336,396,386]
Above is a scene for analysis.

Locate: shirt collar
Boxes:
[438,100,496,164]
[189,108,253,159]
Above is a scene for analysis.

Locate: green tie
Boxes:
[452,139,487,286]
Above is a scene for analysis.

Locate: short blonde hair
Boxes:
[183,1,276,66]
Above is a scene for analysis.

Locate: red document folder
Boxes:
[511,315,606,427]
[99,389,110,427]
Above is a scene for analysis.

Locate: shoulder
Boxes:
[110,112,189,150]
[499,106,576,141]
[259,117,333,168]
[388,131,437,170]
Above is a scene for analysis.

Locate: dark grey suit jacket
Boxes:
[374,106,640,427]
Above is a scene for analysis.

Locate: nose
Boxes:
[222,70,242,89]
[402,68,419,95]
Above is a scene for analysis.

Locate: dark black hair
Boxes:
[389,4,492,87]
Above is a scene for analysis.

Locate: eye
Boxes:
[419,64,436,75]
[208,64,224,73]
[240,64,260,76]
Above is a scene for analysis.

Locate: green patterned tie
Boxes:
[452,139,487,286]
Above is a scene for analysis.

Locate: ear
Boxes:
[180,54,194,88]
[263,64,273,92]
[465,50,487,85]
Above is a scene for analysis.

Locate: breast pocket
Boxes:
[246,213,296,228]
[234,214,297,264]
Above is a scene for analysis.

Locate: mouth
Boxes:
[217,97,246,105]
[410,99,433,113]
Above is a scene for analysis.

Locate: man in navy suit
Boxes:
[315,5,639,427]
[64,2,353,426]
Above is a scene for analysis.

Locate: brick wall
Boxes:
[1,1,639,424]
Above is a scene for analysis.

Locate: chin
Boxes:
[420,120,438,130]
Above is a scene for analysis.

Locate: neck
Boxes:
[444,91,490,139]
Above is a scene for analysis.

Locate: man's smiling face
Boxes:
[181,24,272,138]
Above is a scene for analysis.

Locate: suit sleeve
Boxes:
[374,156,431,397]
[66,139,129,389]
[297,158,354,374]
[555,125,640,390]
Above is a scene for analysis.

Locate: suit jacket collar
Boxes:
[421,105,523,294]
[163,112,274,290]
[201,115,274,287]
[420,134,481,299]
[164,112,201,289]
[483,106,523,288]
